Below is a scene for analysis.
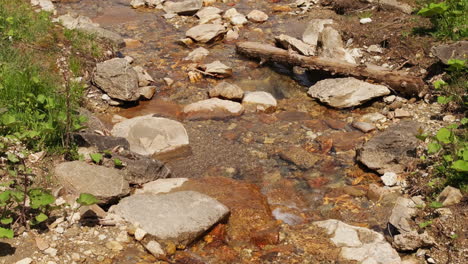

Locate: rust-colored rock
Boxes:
[316,131,364,152]
[173,177,278,246]
[303,119,329,132]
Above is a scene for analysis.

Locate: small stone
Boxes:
[44,247,58,257]
[47,261,57,264]
[105,241,123,251]
[185,47,209,62]
[204,61,232,78]
[442,115,456,122]
[395,109,412,118]
[367,44,383,53]
[224,8,248,26]
[71,253,81,261]
[247,10,268,23]
[55,227,65,234]
[15,258,33,264]
[384,95,396,104]
[352,121,375,133]
[437,186,463,206]
[427,257,436,264]
[145,240,165,256]
[35,236,50,251]
[242,91,277,113]
[434,208,452,217]
[135,228,147,241]
[360,17,372,24]
[381,172,398,186]
[139,86,157,100]
[225,29,239,41]
[164,77,174,86]
[184,98,244,120]
[209,81,244,100]
[360,113,387,123]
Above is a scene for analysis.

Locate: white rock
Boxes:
[242,91,277,112]
[186,24,226,43]
[15,258,33,264]
[31,0,56,13]
[247,10,268,23]
[184,98,244,120]
[111,115,189,157]
[137,178,189,195]
[130,0,146,8]
[224,8,247,26]
[308,77,390,108]
[133,66,155,87]
[196,7,222,18]
[44,247,58,257]
[381,172,398,186]
[368,44,383,53]
[135,228,148,241]
[302,19,333,47]
[145,240,165,256]
[360,17,372,24]
[185,47,210,62]
[209,81,244,100]
[275,34,315,56]
[225,29,239,41]
[204,61,232,78]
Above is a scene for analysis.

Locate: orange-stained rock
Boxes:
[324,119,347,130]
[173,177,278,246]
[316,131,364,151]
[303,119,329,132]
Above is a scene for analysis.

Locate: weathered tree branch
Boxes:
[236,41,426,96]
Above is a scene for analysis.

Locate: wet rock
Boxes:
[133,66,155,87]
[111,115,190,158]
[93,58,140,101]
[389,197,417,234]
[204,61,232,78]
[316,131,364,152]
[130,0,146,8]
[367,184,400,202]
[247,10,269,23]
[360,112,387,123]
[437,186,463,206]
[138,86,157,100]
[225,29,239,41]
[320,27,356,64]
[185,24,226,43]
[166,177,279,245]
[279,146,320,169]
[55,161,130,203]
[73,133,130,151]
[395,108,412,118]
[136,178,189,195]
[432,41,468,64]
[275,34,315,56]
[145,240,165,256]
[109,150,171,185]
[308,77,390,109]
[209,81,244,100]
[393,231,435,251]
[352,121,376,133]
[357,121,421,174]
[224,8,248,26]
[196,6,222,18]
[314,219,401,264]
[57,14,124,47]
[198,14,223,25]
[302,19,333,48]
[111,191,229,246]
[242,92,277,113]
[381,172,398,186]
[183,98,244,120]
[163,0,203,15]
[185,47,210,62]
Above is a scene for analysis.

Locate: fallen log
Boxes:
[236,41,426,97]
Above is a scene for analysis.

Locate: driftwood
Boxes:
[236,41,426,96]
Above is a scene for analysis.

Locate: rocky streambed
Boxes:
[2,0,466,264]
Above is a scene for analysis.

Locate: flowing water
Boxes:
[56,1,394,262]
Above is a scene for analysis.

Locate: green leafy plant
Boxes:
[89,153,103,164]
[419,220,433,228]
[113,158,123,168]
[76,193,100,206]
[417,0,467,40]
[429,201,444,209]
[419,120,468,191]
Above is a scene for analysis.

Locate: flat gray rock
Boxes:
[357,120,421,174]
[314,219,401,264]
[209,81,244,100]
[111,191,230,245]
[275,34,315,56]
[308,77,390,108]
[93,58,140,101]
[164,0,203,15]
[55,161,130,203]
[432,41,468,64]
[186,24,226,43]
[111,115,189,158]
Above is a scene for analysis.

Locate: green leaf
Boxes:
[461,118,468,125]
[113,158,123,167]
[0,190,11,203]
[443,155,453,162]
[433,79,447,89]
[0,227,14,238]
[35,213,48,223]
[89,153,103,164]
[447,59,466,72]
[417,2,449,17]
[419,220,432,228]
[429,201,444,209]
[76,193,100,206]
[29,189,55,209]
[436,128,452,144]
[416,133,428,141]
[437,96,452,104]
[7,153,19,163]
[1,114,16,126]
[37,94,46,104]
[427,142,442,154]
[1,217,13,225]
[451,160,468,172]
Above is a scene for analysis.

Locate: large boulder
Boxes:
[308,77,390,108]
[111,115,190,160]
[55,161,130,203]
[357,120,421,174]
[185,24,226,43]
[110,191,229,246]
[93,58,140,101]
[183,98,244,120]
[314,219,401,264]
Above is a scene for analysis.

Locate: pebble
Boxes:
[247,10,269,23]
[134,228,147,241]
[98,234,107,240]
[381,172,398,186]
[427,257,436,263]
[394,109,412,118]
[352,121,376,133]
[384,95,396,104]
[35,236,50,251]
[145,240,165,256]
[54,227,65,234]
[105,241,123,251]
[44,247,58,257]
[71,253,81,261]
[442,115,456,122]
[15,258,33,264]
[360,17,372,24]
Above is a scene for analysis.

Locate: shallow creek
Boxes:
[56,0,395,262]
